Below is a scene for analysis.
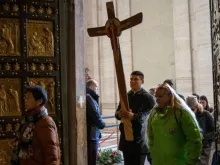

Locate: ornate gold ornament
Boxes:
[48,63,54,71]
[12,4,19,12]
[4,63,11,71]
[39,64,45,71]
[29,6,35,13]
[3,4,10,11]
[14,63,20,71]
[30,63,36,71]
[6,124,12,132]
[46,7,52,15]
[38,7,44,14]
[27,20,54,57]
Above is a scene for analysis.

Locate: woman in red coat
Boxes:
[11,86,60,165]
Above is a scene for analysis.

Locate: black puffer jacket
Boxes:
[196,110,215,145]
[115,88,156,153]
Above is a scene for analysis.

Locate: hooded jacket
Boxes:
[148,106,202,165]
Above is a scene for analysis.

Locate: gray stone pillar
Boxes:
[60,0,87,165]
[172,0,193,96]
[189,0,213,104]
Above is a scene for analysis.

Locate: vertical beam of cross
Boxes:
[87,2,143,141]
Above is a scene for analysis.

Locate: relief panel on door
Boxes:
[27,20,54,57]
[0,18,20,56]
[0,78,21,116]
[27,77,55,114]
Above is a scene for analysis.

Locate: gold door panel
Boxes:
[0,78,21,116]
[27,20,54,57]
[0,18,20,56]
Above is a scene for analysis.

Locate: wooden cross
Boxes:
[87,2,143,141]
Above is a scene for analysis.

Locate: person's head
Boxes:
[192,93,200,101]
[155,84,172,108]
[186,95,203,113]
[163,79,173,88]
[149,88,155,96]
[130,71,144,92]
[86,79,98,94]
[24,86,48,111]
[199,95,209,110]
[163,79,174,88]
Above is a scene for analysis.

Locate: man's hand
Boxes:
[120,109,134,120]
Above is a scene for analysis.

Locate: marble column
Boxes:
[172,0,193,96]
[61,0,87,165]
[189,0,213,104]
[131,0,176,89]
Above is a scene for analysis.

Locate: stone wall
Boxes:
[131,0,176,90]
[172,0,213,104]
[84,0,214,116]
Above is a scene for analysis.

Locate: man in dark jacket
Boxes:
[163,79,185,101]
[115,71,156,165]
[86,79,106,165]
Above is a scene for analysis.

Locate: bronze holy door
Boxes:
[0,0,63,164]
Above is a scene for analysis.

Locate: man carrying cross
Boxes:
[87,1,153,165]
[115,71,155,165]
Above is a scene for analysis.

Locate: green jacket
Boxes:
[148,106,202,165]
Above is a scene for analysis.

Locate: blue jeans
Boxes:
[88,140,99,165]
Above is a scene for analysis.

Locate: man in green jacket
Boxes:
[147,83,202,165]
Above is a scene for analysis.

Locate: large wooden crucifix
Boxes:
[87,2,143,141]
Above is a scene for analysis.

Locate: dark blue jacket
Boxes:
[86,88,106,141]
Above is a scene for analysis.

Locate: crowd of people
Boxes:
[148,80,216,165]
[9,71,217,165]
[86,71,218,165]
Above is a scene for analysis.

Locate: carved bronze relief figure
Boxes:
[8,88,20,113]
[27,20,54,57]
[28,78,55,114]
[0,139,13,165]
[0,85,8,115]
[0,19,20,56]
[0,79,21,116]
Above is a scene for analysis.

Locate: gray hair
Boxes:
[86,79,98,88]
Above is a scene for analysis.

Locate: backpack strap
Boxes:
[174,107,183,134]
[174,107,182,124]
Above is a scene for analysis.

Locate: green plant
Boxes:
[97,149,122,165]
